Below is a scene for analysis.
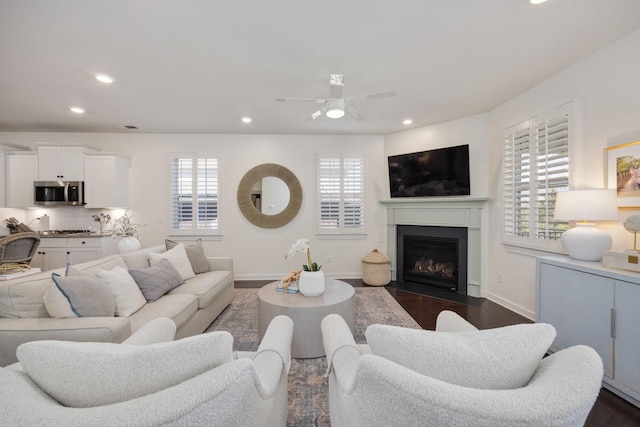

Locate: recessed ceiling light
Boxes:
[403,119,413,125]
[529,0,547,4]
[70,107,85,114]
[241,117,252,124]
[95,74,115,84]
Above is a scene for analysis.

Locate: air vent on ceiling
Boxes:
[123,125,138,129]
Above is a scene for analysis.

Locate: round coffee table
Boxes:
[257,279,355,358]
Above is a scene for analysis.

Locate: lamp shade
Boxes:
[553,189,618,221]
[553,189,618,261]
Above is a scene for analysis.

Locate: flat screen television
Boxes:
[388,144,470,198]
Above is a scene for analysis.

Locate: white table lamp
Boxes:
[553,189,618,261]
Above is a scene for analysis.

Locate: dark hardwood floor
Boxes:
[237,279,640,426]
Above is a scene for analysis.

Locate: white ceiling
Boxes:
[1,0,639,136]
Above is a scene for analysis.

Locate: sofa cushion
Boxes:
[127,293,198,333]
[120,246,164,270]
[95,266,147,317]
[366,322,556,390]
[46,273,115,318]
[169,270,233,309]
[68,255,128,276]
[149,243,196,280]
[0,273,52,318]
[17,331,234,407]
[129,259,184,302]
[166,239,210,274]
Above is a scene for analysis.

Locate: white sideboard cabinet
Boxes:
[536,256,640,407]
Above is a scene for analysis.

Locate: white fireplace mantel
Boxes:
[380,197,489,297]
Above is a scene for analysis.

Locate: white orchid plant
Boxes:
[285,238,321,272]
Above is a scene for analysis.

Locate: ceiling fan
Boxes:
[275,74,395,121]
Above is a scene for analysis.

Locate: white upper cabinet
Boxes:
[5,153,38,208]
[84,154,131,208]
[38,146,85,181]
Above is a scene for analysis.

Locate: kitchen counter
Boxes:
[38,231,114,238]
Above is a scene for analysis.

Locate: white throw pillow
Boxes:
[17,331,234,408]
[96,266,147,317]
[149,243,196,281]
[366,322,556,390]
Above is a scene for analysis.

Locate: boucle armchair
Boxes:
[0,315,294,427]
[321,311,603,427]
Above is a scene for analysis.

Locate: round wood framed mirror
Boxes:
[237,163,302,228]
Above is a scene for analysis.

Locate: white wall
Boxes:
[0,133,387,280]
[487,29,640,319]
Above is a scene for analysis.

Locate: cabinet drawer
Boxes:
[67,238,103,249]
[38,238,67,248]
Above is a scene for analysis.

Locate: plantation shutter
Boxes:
[534,112,569,240]
[504,124,531,238]
[503,102,572,249]
[318,154,365,233]
[171,154,219,234]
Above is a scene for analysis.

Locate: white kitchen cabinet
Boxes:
[5,154,38,208]
[38,146,85,181]
[31,238,68,271]
[32,236,117,271]
[84,154,130,208]
[537,256,640,407]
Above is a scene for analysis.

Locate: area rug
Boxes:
[206,287,421,427]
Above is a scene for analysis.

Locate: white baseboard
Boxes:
[487,293,535,321]
[234,272,363,281]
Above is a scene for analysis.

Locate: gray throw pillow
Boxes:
[129,259,184,302]
[166,238,210,274]
[50,273,116,317]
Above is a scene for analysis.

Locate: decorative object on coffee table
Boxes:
[298,270,325,297]
[362,248,391,286]
[285,238,324,297]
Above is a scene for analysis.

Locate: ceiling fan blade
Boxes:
[275,97,326,104]
[343,90,396,103]
[304,108,325,122]
[345,104,365,121]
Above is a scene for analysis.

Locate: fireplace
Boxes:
[396,225,468,295]
[381,197,487,297]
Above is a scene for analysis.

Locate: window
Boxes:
[317,154,365,234]
[171,153,220,235]
[503,102,573,250]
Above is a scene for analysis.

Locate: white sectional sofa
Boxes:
[0,243,234,367]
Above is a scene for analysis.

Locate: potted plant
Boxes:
[112,211,143,253]
[285,238,324,297]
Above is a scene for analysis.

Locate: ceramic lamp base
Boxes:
[298,270,325,297]
[561,223,612,262]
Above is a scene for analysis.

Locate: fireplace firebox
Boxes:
[396,225,468,295]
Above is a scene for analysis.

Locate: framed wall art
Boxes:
[604,140,640,208]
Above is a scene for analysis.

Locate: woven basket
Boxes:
[362,249,391,286]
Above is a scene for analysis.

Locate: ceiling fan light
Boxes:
[326,108,345,119]
[325,98,345,119]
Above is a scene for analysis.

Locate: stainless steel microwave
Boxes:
[34,181,85,206]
